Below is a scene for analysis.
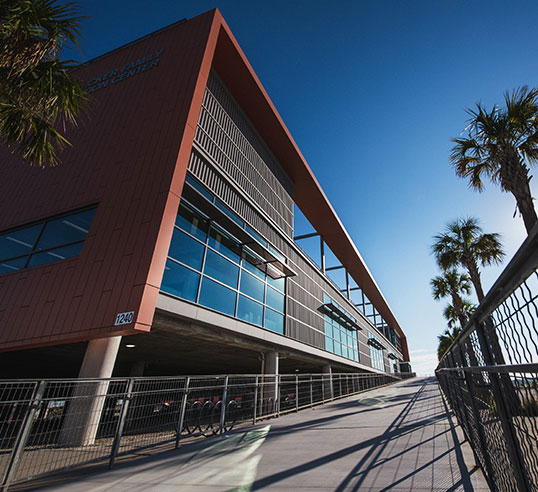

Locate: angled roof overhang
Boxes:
[205,10,409,361]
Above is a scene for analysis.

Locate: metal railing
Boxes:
[436,224,538,492]
[0,371,400,490]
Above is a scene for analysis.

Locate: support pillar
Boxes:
[263,351,279,414]
[323,363,334,400]
[59,336,122,446]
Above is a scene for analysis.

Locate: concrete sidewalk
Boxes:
[26,377,489,491]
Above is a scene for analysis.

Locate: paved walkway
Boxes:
[28,377,489,491]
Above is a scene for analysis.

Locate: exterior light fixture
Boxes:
[125,344,136,348]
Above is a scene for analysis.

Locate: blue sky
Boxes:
[66,1,538,374]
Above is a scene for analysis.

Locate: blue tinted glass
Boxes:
[215,200,244,227]
[266,286,284,312]
[267,275,285,292]
[185,174,213,201]
[28,243,83,267]
[267,244,285,262]
[264,308,284,334]
[241,249,265,279]
[0,224,42,260]
[176,203,208,241]
[324,320,332,336]
[168,229,204,271]
[245,225,267,247]
[239,271,264,302]
[325,336,333,352]
[323,293,331,304]
[204,250,239,288]
[208,226,240,263]
[333,328,340,343]
[334,342,342,356]
[0,257,27,274]
[198,277,236,316]
[161,260,200,302]
[237,295,263,326]
[36,209,95,250]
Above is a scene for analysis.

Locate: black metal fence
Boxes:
[0,371,400,490]
[437,225,538,492]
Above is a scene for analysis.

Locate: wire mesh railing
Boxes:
[436,224,538,492]
[0,371,400,490]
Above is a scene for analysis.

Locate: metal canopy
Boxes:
[181,180,297,279]
[320,302,361,330]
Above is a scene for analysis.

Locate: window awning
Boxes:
[368,337,386,350]
[320,302,362,330]
[387,352,398,360]
[182,179,296,279]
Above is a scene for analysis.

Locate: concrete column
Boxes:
[59,336,122,446]
[263,351,279,414]
[323,363,334,400]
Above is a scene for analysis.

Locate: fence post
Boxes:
[1,380,46,490]
[295,375,299,412]
[310,375,313,407]
[453,345,495,482]
[475,319,531,492]
[277,375,281,416]
[175,377,190,449]
[109,378,134,469]
[219,376,229,434]
[321,374,325,402]
[253,376,258,425]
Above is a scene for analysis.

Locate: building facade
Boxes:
[0,9,410,379]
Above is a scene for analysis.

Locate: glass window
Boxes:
[175,203,208,242]
[0,257,27,274]
[185,174,213,201]
[245,225,267,247]
[28,243,84,268]
[266,286,284,312]
[267,275,285,292]
[264,308,284,334]
[325,336,333,352]
[36,209,95,251]
[215,200,244,227]
[204,249,239,289]
[0,224,42,261]
[198,277,236,316]
[241,249,265,279]
[334,342,342,356]
[168,229,204,271]
[237,295,263,326]
[239,271,265,302]
[161,260,200,302]
[208,226,240,263]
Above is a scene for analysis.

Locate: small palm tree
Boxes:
[451,86,538,233]
[431,270,472,329]
[443,300,476,329]
[438,326,461,361]
[0,0,87,165]
[432,217,504,302]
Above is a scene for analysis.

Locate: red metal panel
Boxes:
[0,10,220,351]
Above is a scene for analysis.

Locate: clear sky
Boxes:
[65,0,538,375]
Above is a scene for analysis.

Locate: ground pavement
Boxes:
[26,377,490,491]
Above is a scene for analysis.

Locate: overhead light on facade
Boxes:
[125,344,136,348]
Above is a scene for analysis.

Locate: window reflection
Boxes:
[161,195,286,335]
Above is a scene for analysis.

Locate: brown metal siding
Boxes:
[0,11,220,350]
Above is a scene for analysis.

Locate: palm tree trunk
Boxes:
[451,293,468,329]
[513,179,537,234]
[464,258,485,302]
[500,148,538,234]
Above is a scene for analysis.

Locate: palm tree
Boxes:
[443,300,476,329]
[431,270,472,329]
[437,326,461,361]
[450,86,538,233]
[432,217,504,302]
[0,0,87,166]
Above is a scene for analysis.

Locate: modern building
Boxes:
[0,9,410,380]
